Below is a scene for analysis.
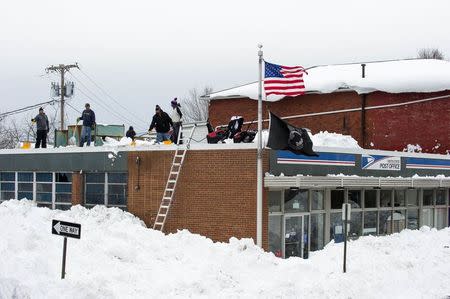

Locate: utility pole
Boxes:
[46,63,79,129]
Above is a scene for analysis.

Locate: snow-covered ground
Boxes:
[1,199,449,299]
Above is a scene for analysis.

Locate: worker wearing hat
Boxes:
[77,103,96,147]
[148,104,173,143]
[31,107,49,148]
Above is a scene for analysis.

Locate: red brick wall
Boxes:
[127,149,270,249]
[208,90,450,153]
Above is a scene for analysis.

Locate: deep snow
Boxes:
[1,200,449,299]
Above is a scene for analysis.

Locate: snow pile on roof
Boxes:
[1,199,450,298]
[208,59,450,101]
[310,131,361,148]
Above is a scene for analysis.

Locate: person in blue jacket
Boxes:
[77,103,96,147]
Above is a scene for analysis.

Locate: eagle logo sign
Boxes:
[288,130,304,150]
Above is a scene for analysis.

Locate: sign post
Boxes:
[342,203,351,273]
[51,219,81,279]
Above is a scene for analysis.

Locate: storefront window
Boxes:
[391,210,406,233]
[394,190,406,207]
[330,212,343,242]
[284,189,309,213]
[406,189,418,207]
[422,208,433,227]
[36,172,53,207]
[423,190,434,206]
[348,190,362,208]
[311,190,324,210]
[310,213,324,251]
[436,208,447,229]
[407,209,419,230]
[380,190,392,207]
[363,211,377,235]
[349,211,362,238]
[364,190,377,208]
[330,190,344,210]
[379,210,392,235]
[269,191,282,212]
[268,215,282,257]
[436,189,447,206]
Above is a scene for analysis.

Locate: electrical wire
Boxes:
[76,66,149,126]
[68,70,148,129]
[0,99,59,119]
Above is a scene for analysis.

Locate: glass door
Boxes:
[284,214,309,258]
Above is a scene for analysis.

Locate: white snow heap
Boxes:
[1,199,450,298]
[207,59,450,102]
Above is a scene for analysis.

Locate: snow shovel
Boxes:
[68,120,79,146]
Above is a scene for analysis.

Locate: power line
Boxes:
[0,99,58,119]
[76,66,149,126]
[67,72,134,123]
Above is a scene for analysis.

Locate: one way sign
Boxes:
[52,220,81,239]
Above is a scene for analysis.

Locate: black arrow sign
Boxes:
[52,220,81,239]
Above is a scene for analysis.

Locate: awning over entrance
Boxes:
[264,175,450,189]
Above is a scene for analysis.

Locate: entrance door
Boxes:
[284,214,309,258]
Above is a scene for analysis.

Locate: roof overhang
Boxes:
[264,175,450,189]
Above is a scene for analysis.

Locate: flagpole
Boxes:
[256,44,263,248]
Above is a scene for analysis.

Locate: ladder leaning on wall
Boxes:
[152,123,197,231]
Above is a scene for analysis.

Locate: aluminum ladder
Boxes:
[152,123,197,231]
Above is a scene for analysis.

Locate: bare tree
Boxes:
[181,86,213,122]
[417,48,445,60]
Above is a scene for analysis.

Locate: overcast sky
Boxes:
[1,0,450,132]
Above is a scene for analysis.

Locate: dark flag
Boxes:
[267,112,318,156]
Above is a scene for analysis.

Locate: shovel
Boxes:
[68,120,79,146]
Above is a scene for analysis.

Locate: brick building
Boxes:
[205,59,450,154]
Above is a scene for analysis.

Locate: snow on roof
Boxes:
[207,59,450,102]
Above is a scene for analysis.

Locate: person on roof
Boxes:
[126,126,136,141]
[149,105,173,143]
[31,107,49,148]
[170,98,183,144]
[77,103,96,147]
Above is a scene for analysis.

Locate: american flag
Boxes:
[264,61,307,97]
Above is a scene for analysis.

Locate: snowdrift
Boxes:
[1,200,449,299]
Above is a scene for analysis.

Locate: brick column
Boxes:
[71,172,84,206]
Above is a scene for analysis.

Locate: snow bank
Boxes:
[1,200,450,298]
[208,59,450,101]
[311,131,361,148]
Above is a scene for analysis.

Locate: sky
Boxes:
[1,0,450,132]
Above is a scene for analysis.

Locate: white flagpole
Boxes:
[256,44,263,247]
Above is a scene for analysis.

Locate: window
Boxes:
[406,189,418,207]
[348,190,362,208]
[330,212,344,242]
[85,172,127,208]
[379,210,392,235]
[311,190,324,210]
[310,213,325,251]
[391,210,406,233]
[394,190,405,207]
[36,172,52,208]
[0,172,15,202]
[436,209,447,229]
[380,190,392,207]
[363,211,377,235]
[407,209,419,230]
[364,190,377,208]
[349,211,362,238]
[331,190,345,210]
[18,172,33,200]
[436,189,447,206]
[423,190,434,206]
[55,173,72,209]
[269,191,282,212]
[422,208,433,227]
[284,189,308,213]
[268,215,282,257]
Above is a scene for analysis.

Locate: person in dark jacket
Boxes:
[31,107,49,148]
[149,105,173,143]
[170,98,182,144]
[126,126,136,141]
[77,103,96,147]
